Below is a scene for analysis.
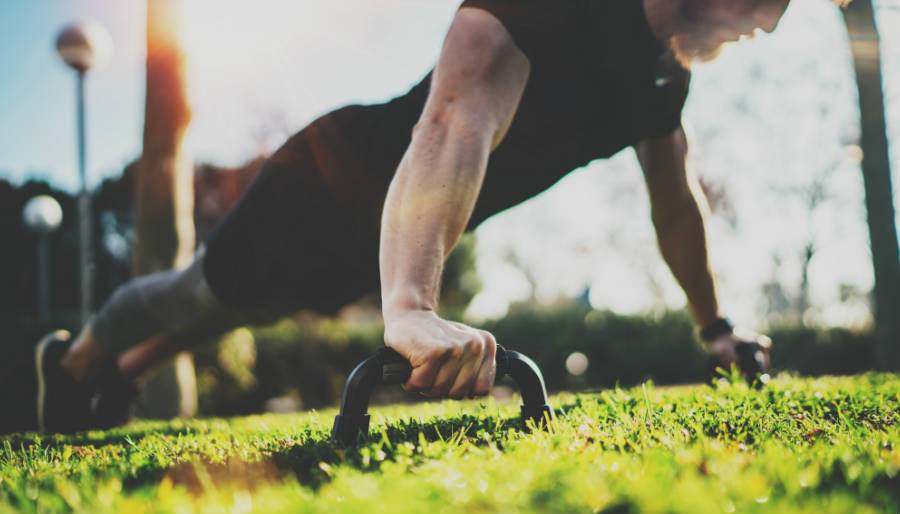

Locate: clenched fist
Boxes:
[708,328,773,385]
[383,309,497,399]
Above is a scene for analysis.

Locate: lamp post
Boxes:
[23,196,64,319]
[55,22,112,324]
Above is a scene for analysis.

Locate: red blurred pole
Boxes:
[132,0,197,418]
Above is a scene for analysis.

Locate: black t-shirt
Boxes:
[338,0,690,228]
[203,0,689,311]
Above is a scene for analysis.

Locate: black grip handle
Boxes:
[331,344,553,446]
[707,340,770,388]
[379,346,510,386]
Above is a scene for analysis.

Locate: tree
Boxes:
[132,0,197,417]
[841,0,900,368]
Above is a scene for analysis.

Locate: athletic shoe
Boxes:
[34,331,94,433]
[91,360,140,429]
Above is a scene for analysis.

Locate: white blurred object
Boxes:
[56,21,113,72]
[565,352,589,376]
[23,195,64,318]
[22,195,63,234]
[264,392,303,413]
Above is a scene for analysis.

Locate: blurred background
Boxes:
[1,0,898,427]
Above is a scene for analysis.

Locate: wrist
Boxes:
[698,317,734,343]
[382,291,436,321]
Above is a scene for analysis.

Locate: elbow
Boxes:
[651,193,703,233]
[413,94,498,146]
[651,175,711,231]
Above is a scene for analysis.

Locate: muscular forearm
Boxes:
[379,6,528,321]
[376,7,529,400]
[638,126,723,330]
[380,116,493,316]
[653,190,721,328]
[639,129,770,374]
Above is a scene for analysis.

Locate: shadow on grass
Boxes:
[128,397,900,510]
[4,389,900,512]
[121,408,547,493]
[1,423,213,449]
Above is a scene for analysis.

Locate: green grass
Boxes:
[1,373,899,514]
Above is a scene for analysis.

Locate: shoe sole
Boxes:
[34,330,71,433]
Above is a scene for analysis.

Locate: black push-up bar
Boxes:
[331,345,554,446]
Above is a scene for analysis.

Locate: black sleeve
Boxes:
[458,0,574,58]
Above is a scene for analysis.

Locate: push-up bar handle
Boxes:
[331,344,554,446]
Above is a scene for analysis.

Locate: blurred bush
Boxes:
[0,301,878,428]
[0,173,878,422]
[188,300,876,417]
[192,314,384,416]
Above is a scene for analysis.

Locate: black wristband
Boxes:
[700,317,734,342]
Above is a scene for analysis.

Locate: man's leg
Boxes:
[39,97,397,433]
[114,295,296,383]
[58,248,231,382]
[62,330,167,384]
[36,249,253,432]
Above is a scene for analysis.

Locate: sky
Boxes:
[1,0,899,328]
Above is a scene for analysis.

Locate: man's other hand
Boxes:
[383,309,497,399]
[709,328,773,384]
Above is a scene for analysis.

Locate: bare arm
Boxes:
[636,127,773,373]
[380,8,530,398]
[635,125,721,328]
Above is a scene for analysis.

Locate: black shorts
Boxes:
[203,106,392,314]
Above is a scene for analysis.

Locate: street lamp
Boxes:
[23,196,64,319]
[55,21,113,324]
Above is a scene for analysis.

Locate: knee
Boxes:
[136,258,221,329]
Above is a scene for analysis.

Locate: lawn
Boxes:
[1,373,898,514]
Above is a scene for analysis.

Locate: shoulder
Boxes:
[457,0,579,56]
[645,50,691,135]
[657,51,692,98]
